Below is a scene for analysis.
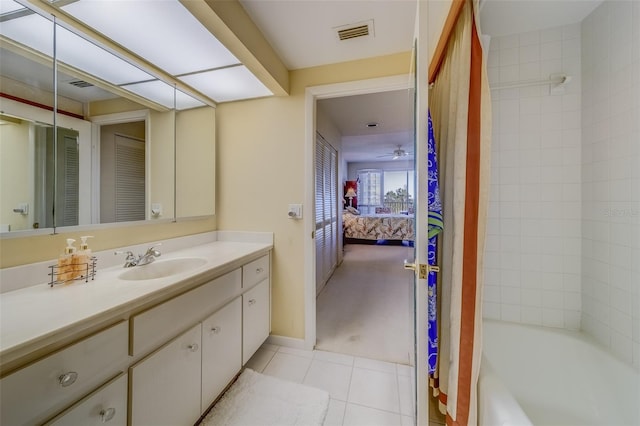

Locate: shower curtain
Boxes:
[428,0,492,425]
[427,110,443,375]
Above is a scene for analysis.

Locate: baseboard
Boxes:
[266,334,307,350]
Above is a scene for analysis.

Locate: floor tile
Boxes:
[323,399,346,426]
[354,357,398,374]
[343,404,403,426]
[347,368,400,413]
[278,346,314,358]
[314,350,355,366]
[303,359,353,401]
[261,343,280,352]
[244,347,276,373]
[262,352,312,383]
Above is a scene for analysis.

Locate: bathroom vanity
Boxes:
[0,232,273,426]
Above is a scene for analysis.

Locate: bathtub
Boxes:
[479,320,640,426]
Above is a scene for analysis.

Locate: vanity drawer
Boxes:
[0,321,128,426]
[45,373,127,426]
[242,254,269,289]
[130,269,241,358]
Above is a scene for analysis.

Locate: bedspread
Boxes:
[343,213,414,241]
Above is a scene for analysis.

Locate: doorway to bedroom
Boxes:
[313,87,416,366]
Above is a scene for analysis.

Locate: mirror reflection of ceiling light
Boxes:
[59,0,273,103]
[1,0,273,107]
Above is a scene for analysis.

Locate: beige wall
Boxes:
[216,51,412,340]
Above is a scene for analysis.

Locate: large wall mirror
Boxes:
[0,0,215,234]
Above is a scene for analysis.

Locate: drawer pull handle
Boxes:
[187,343,199,352]
[248,298,257,306]
[211,326,221,334]
[256,267,263,274]
[58,371,78,387]
[100,407,116,422]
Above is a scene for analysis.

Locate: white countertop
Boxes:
[0,236,272,371]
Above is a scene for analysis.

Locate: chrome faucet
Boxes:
[138,245,162,266]
[115,244,162,268]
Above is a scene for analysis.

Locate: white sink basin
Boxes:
[118,257,207,281]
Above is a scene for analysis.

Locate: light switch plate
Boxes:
[288,204,303,219]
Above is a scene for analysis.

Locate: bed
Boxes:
[343,211,414,242]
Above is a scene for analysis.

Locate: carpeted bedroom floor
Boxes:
[315,243,415,365]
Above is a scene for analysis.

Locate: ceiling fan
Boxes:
[376,145,413,160]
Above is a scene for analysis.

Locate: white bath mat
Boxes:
[200,368,330,426]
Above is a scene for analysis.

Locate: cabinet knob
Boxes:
[248,298,257,306]
[210,326,221,334]
[256,267,263,274]
[58,371,78,387]
[187,343,199,352]
[100,407,116,422]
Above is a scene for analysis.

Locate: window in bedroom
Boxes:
[356,169,382,214]
[383,170,415,214]
[356,168,414,215]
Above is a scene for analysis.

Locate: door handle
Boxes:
[403,260,417,271]
[404,260,435,279]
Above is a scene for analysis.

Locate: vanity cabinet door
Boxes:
[129,323,202,426]
[242,279,270,365]
[201,297,242,410]
[46,373,127,426]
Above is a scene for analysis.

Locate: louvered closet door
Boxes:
[315,133,338,295]
[114,134,145,222]
[55,128,80,227]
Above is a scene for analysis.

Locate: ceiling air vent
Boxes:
[68,79,93,88]
[335,20,374,41]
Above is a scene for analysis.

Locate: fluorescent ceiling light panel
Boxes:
[175,89,206,110]
[179,66,273,103]
[121,79,177,109]
[0,0,26,14]
[61,0,240,76]
[0,13,53,57]
[56,26,154,85]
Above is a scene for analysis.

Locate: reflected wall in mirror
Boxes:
[176,106,215,218]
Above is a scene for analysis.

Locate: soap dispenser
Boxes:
[58,238,76,282]
[73,236,94,278]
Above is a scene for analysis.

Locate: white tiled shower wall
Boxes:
[580,0,640,369]
[484,23,583,330]
[483,1,640,370]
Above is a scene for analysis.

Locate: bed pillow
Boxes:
[346,206,360,215]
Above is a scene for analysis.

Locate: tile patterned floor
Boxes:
[245,343,416,426]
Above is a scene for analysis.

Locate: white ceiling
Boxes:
[237,0,604,164]
[318,89,415,162]
[238,0,418,70]
[239,0,418,163]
